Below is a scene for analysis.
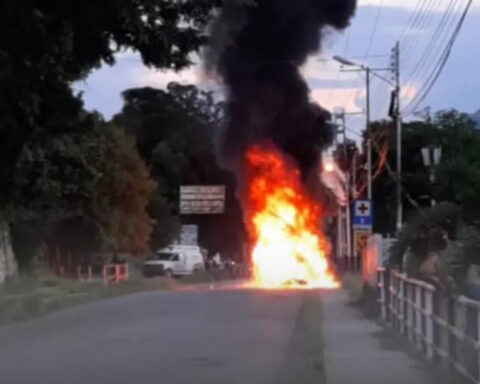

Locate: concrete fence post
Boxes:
[102,265,107,286]
[476,307,480,382]
[117,265,124,283]
[425,289,434,359]
[378,269,387,321]
[399,275,406,335]
[406,282,413,342]
[448,298,456,369]
[415,285,422,349]
[390,273,396,328]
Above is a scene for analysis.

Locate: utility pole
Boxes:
[392,41,403,233]
[333,110,352,268]
[333,56,393,204]
[366,67,372,200]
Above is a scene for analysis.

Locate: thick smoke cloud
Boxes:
[208,0,357,183]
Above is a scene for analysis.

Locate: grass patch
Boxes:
[0,272,188,325]
[0,266,241,326]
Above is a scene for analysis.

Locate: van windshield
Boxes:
[153,252,180,261]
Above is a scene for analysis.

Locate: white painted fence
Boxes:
[378,268,480,383]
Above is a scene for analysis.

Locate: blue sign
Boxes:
[352,199,373,229]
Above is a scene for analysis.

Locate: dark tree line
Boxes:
[0,0,246,269]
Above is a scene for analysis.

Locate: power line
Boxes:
[398,0,428,42]
[403,0,471,112]
[370,139,423,214]
[363,0,385,59]
[402,0,462,89]
[325,28,351,107]
[366,0,432,119]
[369,0,440,120]
[403,0,474,114]
[400,0,439,54]
[341,0,386,114]
[401,0,444,69]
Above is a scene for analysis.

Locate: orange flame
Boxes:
[245,146,339,289]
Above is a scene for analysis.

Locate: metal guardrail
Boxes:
[378,268,480,383]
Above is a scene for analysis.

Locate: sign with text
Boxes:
[180,186,226,215]
[354,229,372,258]
[352,199,373,229]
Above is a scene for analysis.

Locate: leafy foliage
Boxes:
[390,202,461,268]
[371,110,480,235]
[91,127,155,254]
[0,0,220,207]
[449,225,480,286]
[0,0,223,268]
[10,121,155,265]
[116,83,245,260]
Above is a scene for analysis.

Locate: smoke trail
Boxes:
[207,0,357,184]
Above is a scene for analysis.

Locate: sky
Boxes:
[76,0,480,136]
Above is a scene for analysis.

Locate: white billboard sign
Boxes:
[180,186,226,215]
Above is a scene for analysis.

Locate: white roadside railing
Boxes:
[378,268,480,383]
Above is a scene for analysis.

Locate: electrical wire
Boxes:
[370,136,423,213]
[403,0,474,114]
[398,0,429,42]
[363,0,385,59]
[325,28,351,107]
[343,0,386,114]
[401,0,462,90]
[400,0,440,56]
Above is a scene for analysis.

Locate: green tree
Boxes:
[0,0,220,207]
[10,120,155,266]
[434,111,480,223]
[92,126,156,254]
[0,0,222,270]
[116,83,245,260]
[370,110,480,235]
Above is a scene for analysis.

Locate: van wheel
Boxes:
[164,269,173,278]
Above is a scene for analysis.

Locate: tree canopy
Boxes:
[370,110,480,288]
[369,110,480,235]
[0,0,225,268]
[10,115,155,265]
[0,0,220,207]
[115,83,245,260]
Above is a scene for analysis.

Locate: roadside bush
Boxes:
[390,202,461,269]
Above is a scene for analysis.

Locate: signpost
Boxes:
[352,199,373,230]
[179,225,198,246]
[351,199,373,271]
[354,229,371,258]
[180,186,226,215]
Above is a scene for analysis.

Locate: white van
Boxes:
[142,245,205,278]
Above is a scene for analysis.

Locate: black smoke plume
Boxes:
[207,0,357,184]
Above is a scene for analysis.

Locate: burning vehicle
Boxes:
[207,0,357,288]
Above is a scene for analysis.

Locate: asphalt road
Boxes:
[0,287,325,384]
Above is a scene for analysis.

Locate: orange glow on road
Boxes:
[245,146,339,290]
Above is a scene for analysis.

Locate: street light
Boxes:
[333,56,373,201]
[332,55,358,67]
[332,52,400,231]
[421,146,442,207]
